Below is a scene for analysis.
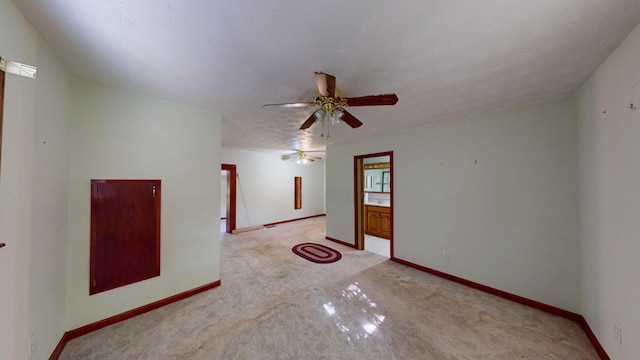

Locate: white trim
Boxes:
[0,57,37,79]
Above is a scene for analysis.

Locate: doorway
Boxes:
[221,164,237,233]
[0,68,5,250]
[354,152,393,258]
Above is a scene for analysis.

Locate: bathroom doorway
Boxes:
[354,152,393,258]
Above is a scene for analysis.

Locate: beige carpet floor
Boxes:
[60,217,598,359]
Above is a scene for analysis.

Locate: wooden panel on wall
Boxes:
[90,179,161,295]
[294,176,302,209]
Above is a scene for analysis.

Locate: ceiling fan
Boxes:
[262,72,398,130]
[282,150,323,164]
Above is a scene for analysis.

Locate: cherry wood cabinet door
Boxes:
[380,213,392,234]
[367,211,381,233]
[90,179,161,295]
[364,205,391,239]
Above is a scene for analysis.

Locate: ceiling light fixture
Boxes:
[312,96,349,139]
[293,151,312,164]
[313,96,347,125]
[282,150,322,163]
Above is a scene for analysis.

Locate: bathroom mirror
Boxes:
[363,162,390,193]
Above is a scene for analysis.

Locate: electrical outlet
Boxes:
[614,326,622,345]
[29,333,37,355]
[442,251,450,260]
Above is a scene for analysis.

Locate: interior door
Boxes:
[90,179,161,295]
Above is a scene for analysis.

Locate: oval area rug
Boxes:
[292,243,342,264]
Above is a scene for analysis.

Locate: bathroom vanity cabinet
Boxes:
[364,204,391,239]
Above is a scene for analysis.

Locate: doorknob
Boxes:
[0,243,6,249]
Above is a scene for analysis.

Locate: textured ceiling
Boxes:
[12,0,640,155]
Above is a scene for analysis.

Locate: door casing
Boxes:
[353,151,393,257]
[221,164,236,233]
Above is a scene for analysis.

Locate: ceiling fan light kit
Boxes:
[281,150,322,164]
[262,72,398,136]
[314,104,345,125]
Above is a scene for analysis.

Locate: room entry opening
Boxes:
[221,164,237,233]
[354,151,393,258]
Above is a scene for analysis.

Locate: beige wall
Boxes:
[65,77,222,329]
[327,97,580,312]
[1,3,224,353]
[0,0,70,358]
[221,148,325,228]
[577,23,640,358]
[27,39,71,360]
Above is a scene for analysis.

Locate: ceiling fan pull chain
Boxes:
[326,119,331,140]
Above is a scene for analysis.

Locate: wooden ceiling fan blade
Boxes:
[299,113,317,130]
[344,94,398,106]
[281,153,297,160]
[262,102,316,108]
[326,74,336,97]
[315,72,336,97]
[342,110,363,128]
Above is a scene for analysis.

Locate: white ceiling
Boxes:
[12,0,640,154]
